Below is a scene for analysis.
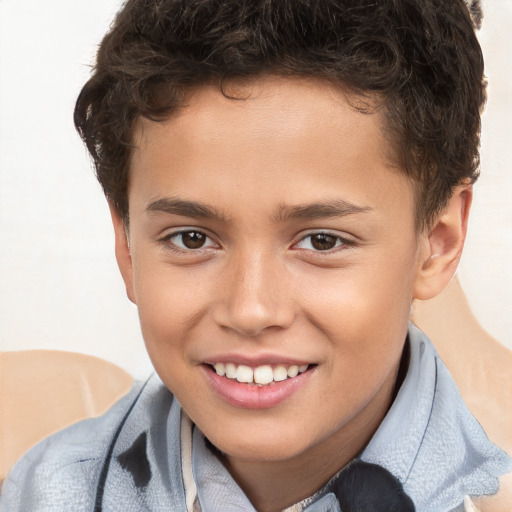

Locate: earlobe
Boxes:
[413,185,472,301]
[109,202,136,304]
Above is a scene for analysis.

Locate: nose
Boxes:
[212,249,295,337]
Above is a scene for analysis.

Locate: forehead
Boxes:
[134,77,387,159]
[129,76,414,224]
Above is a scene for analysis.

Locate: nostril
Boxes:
[213,303,295,338]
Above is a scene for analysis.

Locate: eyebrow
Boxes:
[274,200,372,222]
[146,197,228,222]
[146,197,372,223]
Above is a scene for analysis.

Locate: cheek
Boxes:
[131,260,224,392]
[133,272,196,365]
[133,257,211,329]
[299,259,414,335]
[296,250,416,378]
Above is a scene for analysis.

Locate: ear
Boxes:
[413,185,472,300]
[109,202,136,304]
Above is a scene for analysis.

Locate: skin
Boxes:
[111,76,471,512]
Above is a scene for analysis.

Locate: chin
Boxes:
[205,425,319,463]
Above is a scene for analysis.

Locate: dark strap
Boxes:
[93,379,150,512]
[328,460,415,511]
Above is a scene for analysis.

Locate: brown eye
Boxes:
[180,231,207,249]
[295,232,347,252]
[310,233,338,251]
[162,229,218,253]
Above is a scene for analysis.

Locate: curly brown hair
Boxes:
[74,0,485,229]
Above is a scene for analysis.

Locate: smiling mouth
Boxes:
[209,362,311,386]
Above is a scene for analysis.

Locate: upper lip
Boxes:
[202,353,314,367]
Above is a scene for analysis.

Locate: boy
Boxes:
[2,0,510,510]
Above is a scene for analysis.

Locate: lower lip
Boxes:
[202,365,314,409]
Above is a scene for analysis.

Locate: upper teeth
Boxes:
[213,362,309,385]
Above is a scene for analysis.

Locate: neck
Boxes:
[221,375,397,512]
[222,434,357,512]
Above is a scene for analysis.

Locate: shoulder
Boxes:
[470,471,512,512]
[413,331,511,510]
[364,326,511,511]
[0,377,167,512]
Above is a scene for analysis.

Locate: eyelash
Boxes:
[293,232,355,253]
[158,229,219,253]
[159,228,355,255]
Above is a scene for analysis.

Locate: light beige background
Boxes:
[0,0,510,379]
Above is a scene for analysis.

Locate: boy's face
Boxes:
[119,77,429,466]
